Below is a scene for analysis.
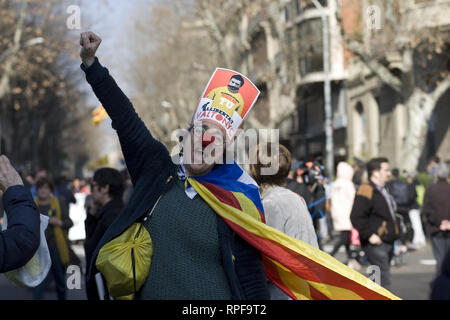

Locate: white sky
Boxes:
[69,0,154,165]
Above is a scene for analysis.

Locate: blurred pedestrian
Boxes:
[250,143,318,300]
[352,159,366,188]
[386,169,414,249]
[307,161,328,249]
[329,162,355,263]
[423,163,450,277]
[84,168,125,300]
[286,162,314,207]
[121,169,133,206]
[406,173,426,249]
[54,175,77,210]
[33,177,73,300]
[427,156,440,178]
[0,155,40,272]
[350,157,400,289]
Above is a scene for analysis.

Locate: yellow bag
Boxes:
[96,222,153,298]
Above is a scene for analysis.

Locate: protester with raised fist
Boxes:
[79,32,269,300]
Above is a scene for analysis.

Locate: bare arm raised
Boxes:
[79,32,173,185]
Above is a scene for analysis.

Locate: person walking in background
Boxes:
[250,143,318,300]
[329,162,355,263]
[0,155,40,272]
[427,156,440,179]
[29,168,48,199]
[84,168,125,300]
[406,173,426,249]
[33,177,73,300]
[422,163,450,278]
[54,175,77,211]
[286,162,314,208]
[386,169,414,250]
[350,157,400,290]
[120,169,133,206]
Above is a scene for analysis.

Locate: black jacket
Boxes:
[423,180,450,236]
[81,58,269,300]
[84,198,124,299]
[0,185,40,272]
[286,179,314,208]
[84,199,124,278]
[350,181,400,246]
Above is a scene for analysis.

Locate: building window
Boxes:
[251,30,268,68]
[297,18,324,76]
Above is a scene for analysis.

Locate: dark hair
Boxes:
[93,168,125,199]
[230,74,244,87]
[367,157,389,178]
[430,156,440,163]
[36,177,54,192]
[250,143,292,186]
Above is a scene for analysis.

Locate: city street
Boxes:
[324,240,437,300]
[0,239,438,300]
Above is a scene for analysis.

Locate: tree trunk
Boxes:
[400,77,450,172]
[400,89,435,172]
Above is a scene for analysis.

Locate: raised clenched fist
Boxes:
[79,31,102,68]
[0,155,24,192]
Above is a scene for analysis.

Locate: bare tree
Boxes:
[338,0,450,171]
[0,0,102,175]
[121,0,221,147]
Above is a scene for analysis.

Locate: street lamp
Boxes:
[312,0,334,178]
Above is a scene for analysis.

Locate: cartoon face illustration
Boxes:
[228,75,244,93]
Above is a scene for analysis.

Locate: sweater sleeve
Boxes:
[0,185,40,272]
[80,58,171,184]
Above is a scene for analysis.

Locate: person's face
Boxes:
[37,184,51,201]
[373,162,391,185]
[91,181,108,205]
[228,78,242,93]
[183,122,226,176]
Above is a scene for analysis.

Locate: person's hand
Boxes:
[49,217,63,227]
[79,31,102,68]
[0,155,24,192]
[440,220,450,231]
[369,233,382,245]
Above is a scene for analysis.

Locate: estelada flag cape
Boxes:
[186,162,401,300]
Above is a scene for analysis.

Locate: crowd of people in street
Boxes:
[0,31,449,301]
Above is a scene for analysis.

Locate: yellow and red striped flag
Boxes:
[92,105,108,126]
[187,163,401,300]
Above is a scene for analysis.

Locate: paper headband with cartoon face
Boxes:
[193,68,260,141]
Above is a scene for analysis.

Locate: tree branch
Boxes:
[199,0,231,67]
[0,0,29,100]
[0,37,44,64]
[346,39,403,94]
[431,75,450,103]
